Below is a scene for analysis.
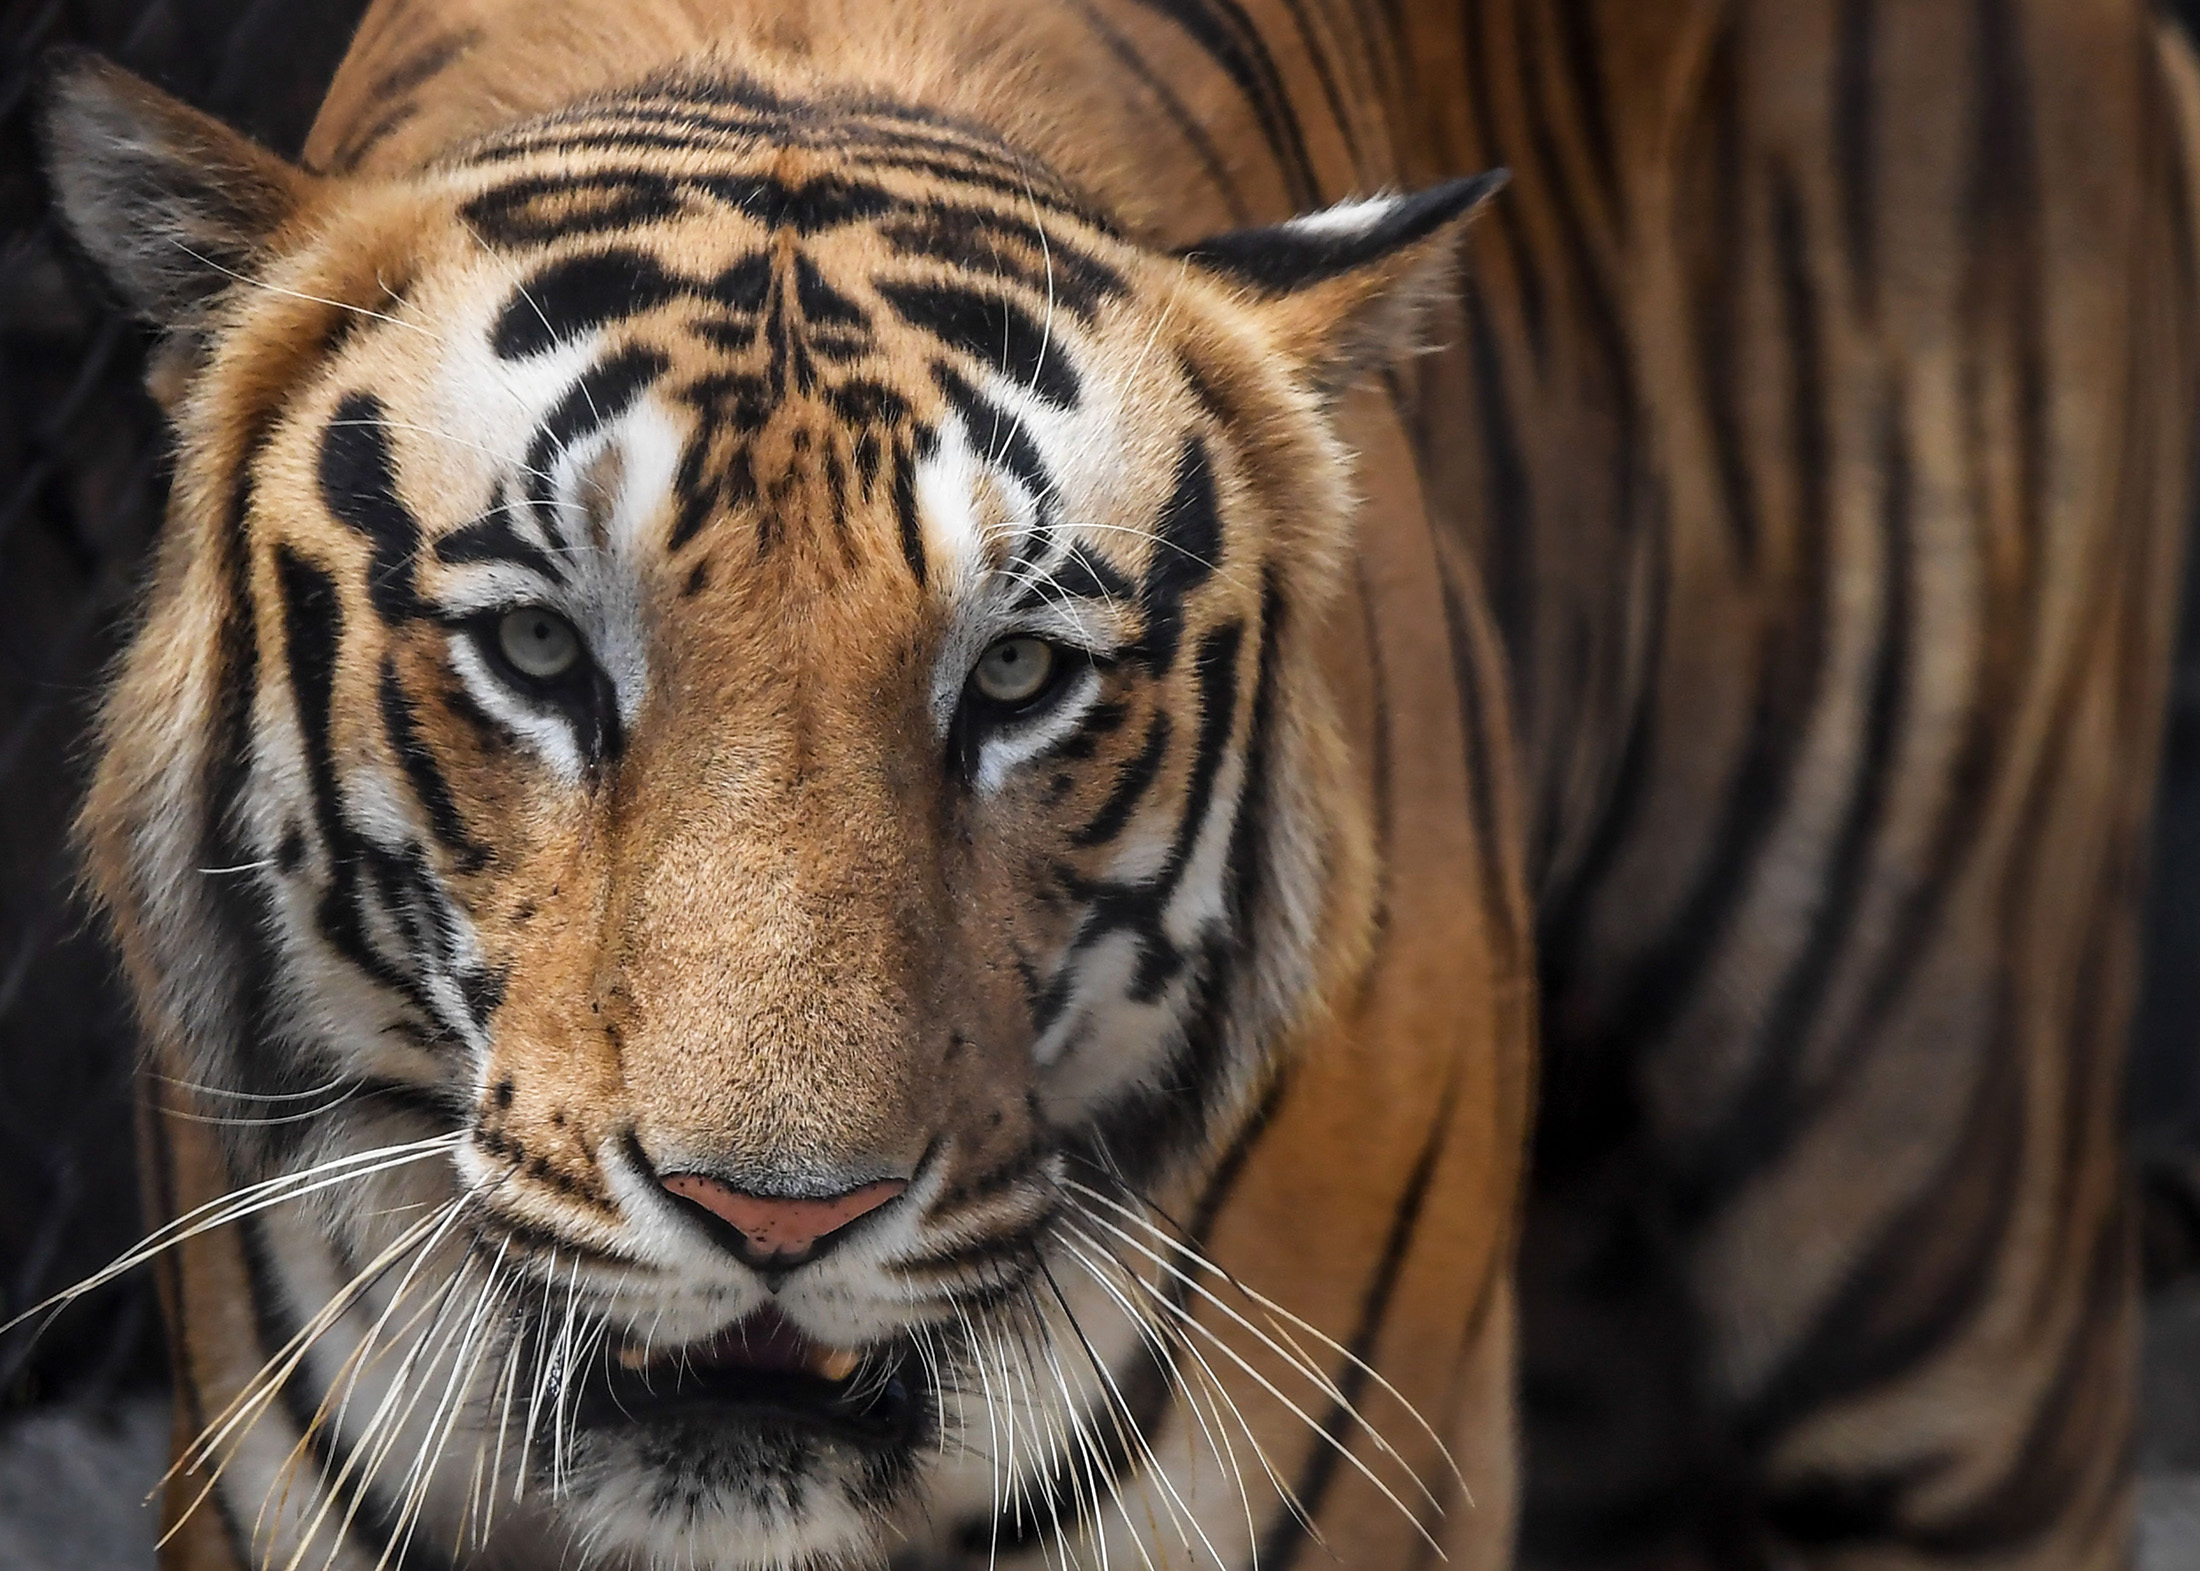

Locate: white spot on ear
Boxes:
[1280,192,1405,240]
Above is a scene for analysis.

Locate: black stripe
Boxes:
[234,1213,465,1571]
[1554,0,1623,227]
[693,170,898,232]
[524,344,673,491]
[378,661,490,875]
[320,393,425,624]
[325,30,479,172]
[1436,557,1515,934]
[1123,0,1322,207]
[1259,1068,1460,1571]
[1065,0,1252,222]
[878,279,1081,408]
[276,549,456,1033]
[931,366,1057,527]
[1273,0,1364,169]
[1072,711,1174,847]
[491,247,688,359]
[1736,964,2021,1459]
[459,91,1100,215]
[468,133,1104,224]
[1119,620,1243,1001]
[876,205,1129,320]
[1689,33,1761,570]
[1462,281,1533,678]
[461,91,1015,164]
[432,496,563,581]
[1514,0,1635,437]
[1670,381,1913,1224]
[278,548,352,873]
[1139,436,1223,673]
[202,429,324,1144]
[1835,0,1877,311]
[1461,0,1547,355]
[982,587,1290,1552]
[460,171,687,248]
[891,433,930,587]
[1553,167,1829,1078]
[1014,543,1139,611]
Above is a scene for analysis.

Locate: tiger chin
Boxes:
[39,8,1527,1571]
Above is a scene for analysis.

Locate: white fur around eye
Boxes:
[971,665,1101,795]
[446,636,586,782]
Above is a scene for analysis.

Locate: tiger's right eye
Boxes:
[496,607,582,681]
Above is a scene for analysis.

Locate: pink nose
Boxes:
[662,1173,908,1262]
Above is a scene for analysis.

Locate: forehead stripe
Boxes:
[892,436,929,588]
[466,135,1095,224]
[464,86,1092,196]
[932,366,1055,524]
[877,208,1127,321]
[523,344,671,494]
[493,248,786,363]
[879,279,1080,409]
[461,170,687,248]
[491,247,686,359]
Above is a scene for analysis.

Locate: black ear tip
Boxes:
[36,47,130,152]
[1418,168,1511,226]
[39,43,103,82]
[38,45,118,107]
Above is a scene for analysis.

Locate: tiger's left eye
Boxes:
[497,607,582,681]
[970,636,1058,707]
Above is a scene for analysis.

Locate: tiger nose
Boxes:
[661,1172,908,1272]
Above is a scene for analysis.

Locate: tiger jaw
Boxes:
[584,1306,920,1448]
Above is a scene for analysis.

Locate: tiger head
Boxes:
[47,54,1495,1569]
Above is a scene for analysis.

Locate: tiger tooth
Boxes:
[616,1343,654,1371]
[812,1346,861,1382]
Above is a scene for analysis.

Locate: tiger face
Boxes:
[49,59,1494,1568]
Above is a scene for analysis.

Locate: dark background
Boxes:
[3,0,2200,1421]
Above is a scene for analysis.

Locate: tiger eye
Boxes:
[971,636,1057,706]
[497,607,582,681]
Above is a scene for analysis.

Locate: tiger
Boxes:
[28,1,2200,1570]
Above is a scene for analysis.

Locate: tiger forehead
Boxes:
[440,112,1144,363]
[330,138,1208,592]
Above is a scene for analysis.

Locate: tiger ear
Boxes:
[1176,171,1506,398]
[40,51,309,393]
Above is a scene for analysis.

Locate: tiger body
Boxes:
[36,1,2200,1570]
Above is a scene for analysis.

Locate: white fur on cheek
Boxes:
[445,636,587,782]
[972,666,1102,794]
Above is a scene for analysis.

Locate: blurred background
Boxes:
[4,0,2200,1566]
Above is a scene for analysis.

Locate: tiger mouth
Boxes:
[575,1305,922,1450]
